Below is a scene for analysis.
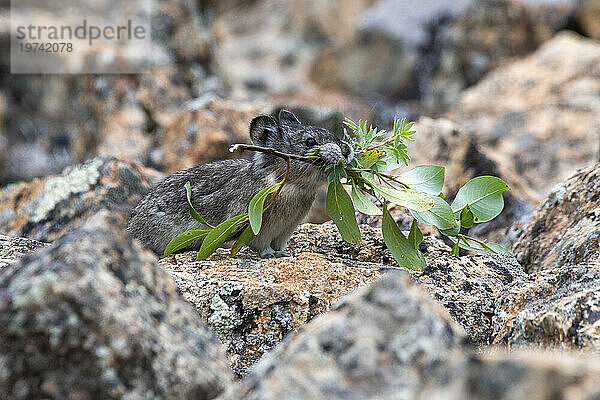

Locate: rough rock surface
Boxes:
[446,32,600,200]
[513,162,600,273]
[0,157,162,242]
[218,272,600,400]
[218,271,466,399]
[417,254,526,344]
[160,223,451,376]
[0,212,232,400]
[492,263,600,351]
[0,235,48,270]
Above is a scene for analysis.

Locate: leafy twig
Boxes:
[229,144,318,163]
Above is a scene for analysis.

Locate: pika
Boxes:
[127,110,354,258]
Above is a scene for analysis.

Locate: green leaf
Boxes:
[350,181,382,215]
[248,184,279,234]
[486,242,512,255]
[399,165,445,195]
[231,223,256,256]
[407,220,423,250]
[451,176,510,223]
[450,240,460,256]
[368,181,435,212]
[357,149,384,168]
[197,214,248,260]
[410,196,457,231]
[164,229,210,257]
[382,205,427,271]
[326,181,361,244]
[185,181,214,228]
[460,205,475,229]
[449,236,486,252]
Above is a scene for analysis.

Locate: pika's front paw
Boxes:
[258,247,289,258]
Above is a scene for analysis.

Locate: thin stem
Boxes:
[359,135,396,153]
[376,172,410,189]
[457,234,494,252]
[230,144,318,163]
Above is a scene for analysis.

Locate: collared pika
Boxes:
[127,110,354,257]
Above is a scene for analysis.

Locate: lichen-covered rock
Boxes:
[160,223,451,376]
[417,253,526,344]
[0,235,48,270]
[446,32,600,201]
[218,272,466,400]
[513,162,600,273]
[491,263,600,351]
[0,211,232,400]
[0,157,163,242]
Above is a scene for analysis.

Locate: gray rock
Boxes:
[0,211,233,400]
[0,157,163,242]
[417,253,526,344]
[492,263,600,351]
[218,271,466,399]
[513,162,600,273]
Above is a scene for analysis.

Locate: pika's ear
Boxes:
[249,115,281,146]
[278,109,301,126]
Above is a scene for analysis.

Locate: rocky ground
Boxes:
[1,0,600,398]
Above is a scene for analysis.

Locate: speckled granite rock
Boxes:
[218,271,466,399]
[513,162,600,273]
[0,211,232,400]
[417,253,526,344]
[0,157,163,242]
[0,235,48,270]
[492,263,600,352]
[160,223,451,376]
[446,32,600,201]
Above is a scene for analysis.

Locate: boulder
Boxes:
[218,272,466,399]
[0,235,48,270]
[160,223,451,376]
[0,157,162,242]
[0,211,233,400]
[513,162,600,273]
[492,263,600,351]
[446,32,600,201]
[0,0,217,184]
[417,253,526,344]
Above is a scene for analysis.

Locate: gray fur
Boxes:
[127,110,354,257]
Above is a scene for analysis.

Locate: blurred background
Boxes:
[0,0,599,243]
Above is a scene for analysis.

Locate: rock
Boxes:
[423,0,573,112]
[513,162,600,273]
[160,223,451,376]
[218,271,466,399]
[0,235,48,270]
[446,32,600,201]
[417,253,526,344]
[0,0,218,184]
[403,117,536,245]
[421,351,600,400]
[0,157,163,242]
[0,211,232,400]
[492,263,600,352]
[575,0,600,40]
[154,96,268,173]
[213,0,374,98]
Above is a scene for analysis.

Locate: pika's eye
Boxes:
[305,137,317,146]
